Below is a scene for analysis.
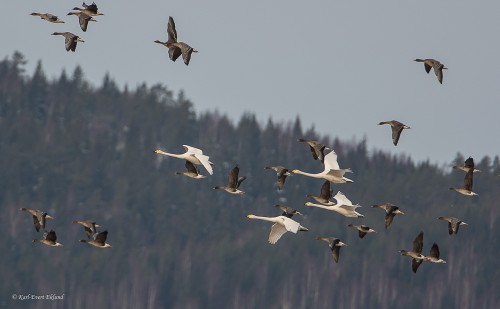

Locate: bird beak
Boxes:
[153,150,161,154]
[246,214,253,218]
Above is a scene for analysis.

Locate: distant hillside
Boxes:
[1,52,499,309]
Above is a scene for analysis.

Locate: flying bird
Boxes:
[80,230,112,248]
[414,58,447,84]
[72,2,104,16]
[305,191,364,218]
[30,13,65,23]
[67,11,97,32]
[154,16,198,65]
[20,208,54,232]
[347,224,377,238]
[424,243,447,264]
[399,231,425,273]
[378,120,411,146]
[306,180,333,205]
[437,216,467,235]
[246,214,308,244]
[33,230,63,247]
[213,165,246,194]
[154,145,213,175]
[51,32,84,52]
[316,237,347,263]
[264,166,291,190]
[292,148,353,183]
[175,160,207,179]
[450,169,478,196]
[372,203,404,229]
[453,157,481,173]
[274,204,302,218]
[73,220,101,239]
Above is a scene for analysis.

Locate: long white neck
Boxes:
[293,170,321,178]
[247,215,279,223]
[304,202,332,210]
[155,150,183,159]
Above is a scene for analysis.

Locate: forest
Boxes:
[1,52,499,309]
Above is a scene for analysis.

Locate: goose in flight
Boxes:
[306,180,333,205]
[20,208,54,232]
[73,220,101,239]
[372,203,404,229]
[33,230,63,247]
[378,120,410,146]
[154,145,213,175]
[80,230,112,248]
[274,204,302,218]
[51,32,84,52]
[297,139,326,162]
[214,165,246,194]
[316,237,347,263]
[304,191,364,218]
[450,169,478,196]
[264,166,291,191]
[453,157,481,173]
[176,160,207,179]
[247,214,308,244]
[437,216,467,235]
[424,243,447,264]
[30,13,65,23]
[347,224,377,238]
[72,2,104,16]
[399,231,425,273]
[67,11,97,32]
[154,16,198,66]
[414,58,447,84]
[292,148,353,183]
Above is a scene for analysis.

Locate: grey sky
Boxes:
[2,0,499,165]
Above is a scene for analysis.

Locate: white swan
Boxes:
[154,145,213,175]
[291,148,353,183]
[246,214,308,244]
[304,191,364,217]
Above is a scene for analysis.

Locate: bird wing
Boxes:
[84,2,98,14]
[412,258,423,273]
[193,153,213,175]
[282,217,301,233]
[46,230,57,242]
[434,66,444,84]
[237,176,247,188]
[385,213,395,229]
[32,215,41,232]
[448,222,454,235]
[84,226,94,239]
[183,145,203,154]
[413,232,424,254]
[94,231,108,245]
[167,16,177,43]
[424,62,432,74]
[463,169,474,191]
[392,124,404,146]
[330,239,341,263]
[78,14,90,32]
[168,46,182,62]
[228,166,239,188]
[180,44,194,65]
[429,243,440,259]
[320,180,332,200]
[464,157,474,169]
[333,191,352,206]
[277,169,288,190]
[268,223,287,244]
[323,149,340,170]
[185,161,198,174]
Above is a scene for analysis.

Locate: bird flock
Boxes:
[22,2,479,274]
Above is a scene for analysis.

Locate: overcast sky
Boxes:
[2,0,499,165]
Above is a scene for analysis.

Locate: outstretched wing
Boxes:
[464,157,474,169]
[228,166,239,188]
[194,153,213,175]
[167,16,177,43]
[182,145,203,154]
[168,46,182,62]
[46,230,57,242]
[95,230,108,244]
[333,191,353,206]
[282,217,300,233]
[320,180,332,200]
[185,161,198,174]
[392,125,404,146]
[412,258,423,273]
[429,243,440,259]
[268,223,287,244]
[323,149,340,170]
[463,169,473,191]
[412,232,424,254]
